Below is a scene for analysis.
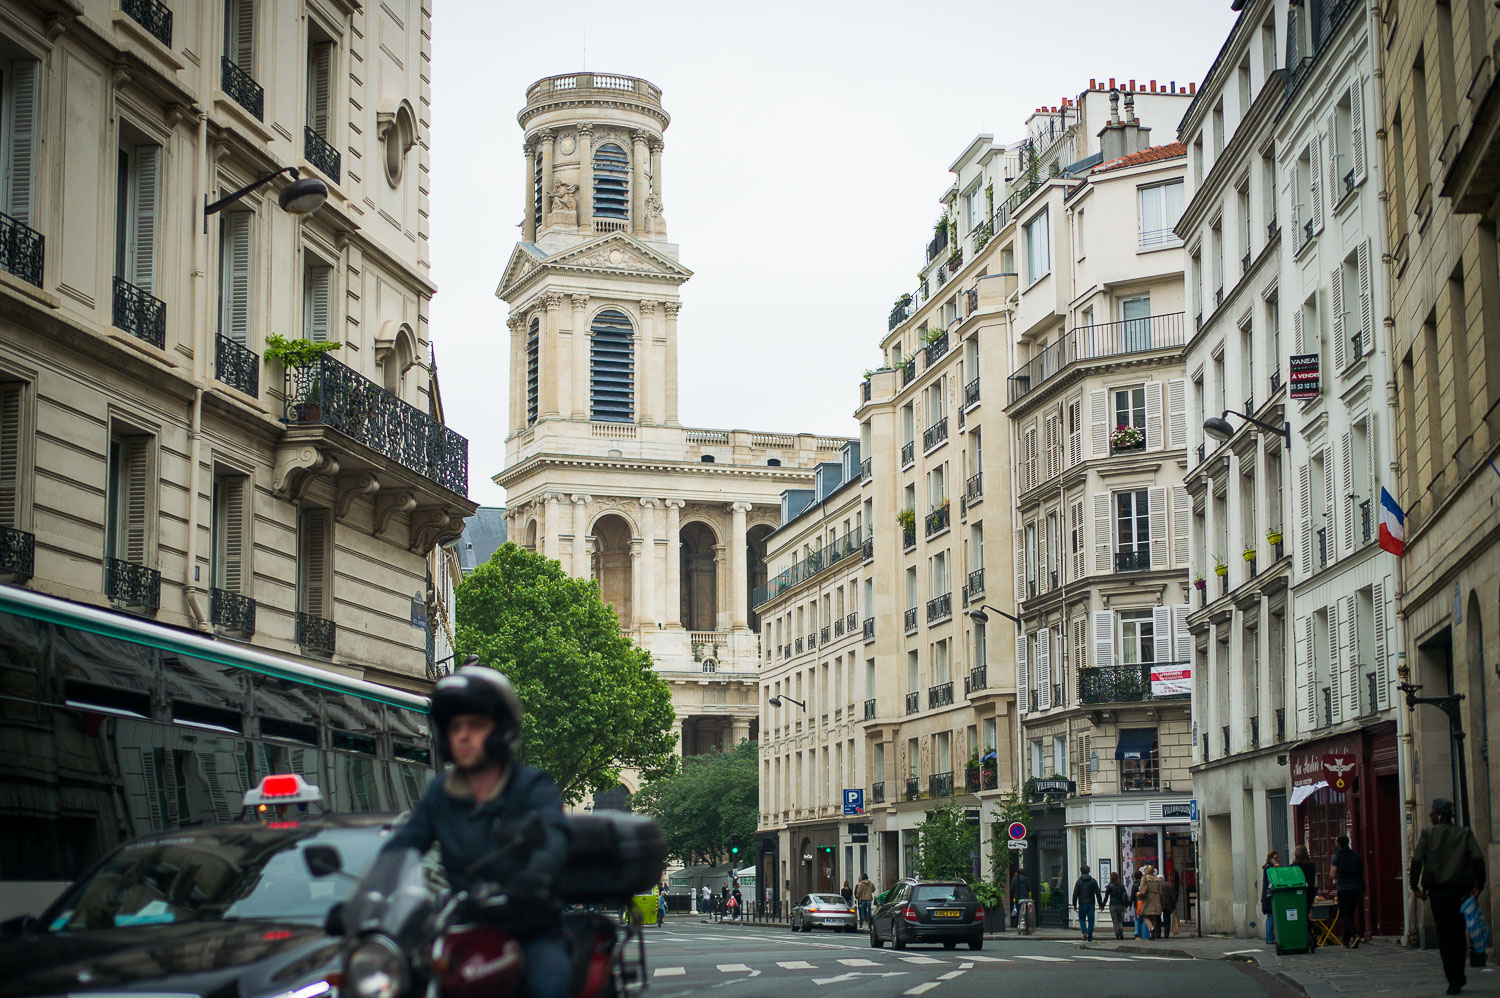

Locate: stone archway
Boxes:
[524,518,539,552]
[680,520,719,631]
[591,513,634,628]
[746,522,773,634]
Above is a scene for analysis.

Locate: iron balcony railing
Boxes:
[925,503,950,537]
[1249,715,1260,749]
[1214,285,1224,307]
[929,772,953,798]
[964,287,978,314]
[1078,662,1190,704]
[1222,725,1231,755]
[210,587,256,634]
[926,225,949,262]
[1007,312,1186,405]
[221,56,264,120]
[872,781,885,804]
[794,637,803,654]
[1195,311,1203,332]
[1242,251,1252,275]
[106,557,160,611]
[904,692,919,716]
[1303,217,1315,243]
[904,607,918,633]
[922,416,948,451]
[1140,227,1179,248]
[1246,395,1254,414]
[967,568,984,597]
[901,440,915,467]
[1359,499,1373,543]
[0,525,34,579]
[846,611,857,631]
[112,276,166,348]
[902,524,915,550]
[1317,528,1329,568]
[296,611,336,654]
[965,666,987,695]
[965,472,982,505]
[1276,707,1287,742]
[1270,369,1283,393]
[751,527,865,608]
[964,377,980,408]
[862,535,873,562]
[925,332,950,366]
[901,357,916,386]
[0,210,44,288]
[928,682,954,709]
[889,296,913,331]
[1267,215,1280,239]
[122,0,172,46]
[862,379,872,402]
[946,249,964,274]
[284,353,470,496]
[926,591,951,623]
[215,335,260,396]
[304,126,342,183]
[860,457,872,482]
[822,624,832,643]
[864,698,876,720]
[1114,548,1151,572]
[863,617,875,642]
[905,777,920,801]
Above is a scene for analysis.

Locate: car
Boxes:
[868,878,984,951]
[790,893,857,932]
[0,775,402,998]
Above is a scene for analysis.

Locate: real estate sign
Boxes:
[1150,661,1192,697]
[1289,353,1321,399]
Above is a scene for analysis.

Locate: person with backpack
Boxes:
[1070,863,1104,941]
[1329,834,1366,947]
[1104,871,1129,939]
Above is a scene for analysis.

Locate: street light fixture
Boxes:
[767,695,807,711]
[966,604,1023,629]
[1203,409,1291,443]
[204,166,328,231]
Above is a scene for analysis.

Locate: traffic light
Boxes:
[729,834,741,856]
[821,845,834,854]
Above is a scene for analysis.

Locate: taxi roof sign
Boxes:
[243,773,324,808]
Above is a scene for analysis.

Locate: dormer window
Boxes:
[593,143,629,219]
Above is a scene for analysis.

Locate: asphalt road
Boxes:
[643,920,1296,998]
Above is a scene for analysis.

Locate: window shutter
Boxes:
[1290,189,1302,251]
[123,435,150,566]
[1373,578,1390,709]
[4,59,38,226]
[1090,389,1108,457]
[1349,79,1366,183]
[308,41,332,137]
[301,507,329,618]
[0,382,20,528]
[221,477,246,594]
[1309,137,1323,233]
[1071,499,1085,581]
[1323,447,1338,565]
[232,0,255,68]
[1024,423,1037,491]
[1014,533,1027,603]
[1069,396,1082,466]
[1298,464,1312,576]
[1152,606,1172,664]
[1148,486,1167,569]
[1073,614,1087,670]
[1145,380,1163,450]
[1340,432,1355,552]
[1328,601,1342,724]
[1167,378,1186,447]
[219,211,252,344]
[306,263,332,342]
[1330,258,1345,370]
[1045,412,1059,480]
[1357,240,1373,349]
[1171,485,1190,567]
[1341,594,1359,717]
[1298,615,1315,731]
[1093,492,1111,573]
[1016,630,1028,716]
[1173,604,1191,661]
[1326,108,1341,210]
[1036,629,1051,710]
[131,146,160,295]
[1077,734,1092,794]
[1293,306,1304,354]
[1092,609,1113,670]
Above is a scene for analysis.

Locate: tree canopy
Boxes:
[454,542,677,805]
[633,739,759,866]
[913,804,978,881]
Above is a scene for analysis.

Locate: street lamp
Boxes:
[768,695,806,711]
[1397,678,1472,828]
[966,604,1023,629]
[204,166,328,231]
[1203,409,1291,443]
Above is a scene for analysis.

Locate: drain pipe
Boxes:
[181,100,211,632]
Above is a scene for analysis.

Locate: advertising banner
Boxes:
[1289,353,1321,399]
[1150,661,1192,697]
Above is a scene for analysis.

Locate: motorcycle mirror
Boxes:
[323,901,346,937]
[304,844,344,878]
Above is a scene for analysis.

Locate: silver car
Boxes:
[791,893,857,932]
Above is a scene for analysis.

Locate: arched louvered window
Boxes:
[531,150,543,235]
[592,143,629,220]
[589,309,634,423]
[526,317,540,425]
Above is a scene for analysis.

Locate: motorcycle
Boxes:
[322,811,666,998]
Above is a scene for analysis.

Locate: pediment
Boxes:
[497,233,692,300]
[496,243,549,300]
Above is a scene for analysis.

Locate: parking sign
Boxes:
[843,789,865,815]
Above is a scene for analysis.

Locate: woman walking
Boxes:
[1138,865,1164,939]
[1261,850,1281,945]
[1329,835,1365,947]
[1105,871,1129,939]
[1131,870,1151,940]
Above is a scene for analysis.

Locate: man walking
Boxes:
[1071,864,1104,941]
[701,883,712,917]
[854,872,875,928]
[1158,874,1178,939]
[1010,867,1035,933]
[1410,799,1487,995]
[1330,835,1366,947]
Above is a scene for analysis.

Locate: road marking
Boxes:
[1074,955,1135,962]
[959,962,974,969]
[717,963,759,975]
[1014,954,1072,962]
[899,955,945,964]
[1129,955,1191,961]
[964,954,1011,962]
[813,971,911,985]
[905,984,941,996]
[653,967,686,977]
[838,958,881,966]
[777,961,816,970]
[1223,949,1265,956]
[938,970,967,979]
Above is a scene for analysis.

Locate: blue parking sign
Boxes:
[843,789,864,815]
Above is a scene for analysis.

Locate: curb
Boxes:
[1079,942,1198,960]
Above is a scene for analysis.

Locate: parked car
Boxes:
[791,893,857,932]
[868,878,984,950]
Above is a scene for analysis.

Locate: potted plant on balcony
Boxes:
[1193,576,1207,591]
[1266,525,1283,546]
[1110,424,1144,450]
[920,326,945,344]
[1213,556,1229,577]
[897,507,916,535]
[266,333,342,423]
[1243,546,1257,562]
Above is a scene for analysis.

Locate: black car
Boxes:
[868,878,984,950]
[0,812,402,998]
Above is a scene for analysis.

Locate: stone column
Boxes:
[637,299,657,424]
[663,302,681,425]
[542,494,561,562]
[675,717,687,757]
[650,137,664,205]
[576,124,594,234]
[539,129,555,232]
[639,498,659,626]
[665,500,683,628]
[730,718,751,747]
[729,502,751,630]
[629,538,643,634]
[646,137,665,237]
[521,139,536,242]
[571,294,590,419]
[507,316,526,433]
[713,543,728,631]
[630,130,649,236]
[541,292,564,417]
[571,495,590,578]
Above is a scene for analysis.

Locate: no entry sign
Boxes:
[1007,821,1027,841]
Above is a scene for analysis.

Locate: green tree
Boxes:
[988,783,1034,886]
[633,739,759,866]
[454,543,677,805]
[914,804,976,881]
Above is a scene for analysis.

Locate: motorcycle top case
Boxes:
[557,812,666,904]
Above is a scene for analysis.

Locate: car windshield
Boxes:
[43,825,389,932]
[912,884,975,903]
[809,894,847,905]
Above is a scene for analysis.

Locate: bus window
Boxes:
[52,621,155,695]
[326,750,383,812]
[163,654,248,732]
[256,743,321,787]
[250,674,321,731]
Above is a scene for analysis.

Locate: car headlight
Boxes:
[347,937,409,998]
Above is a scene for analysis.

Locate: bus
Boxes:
[0,585,435,918]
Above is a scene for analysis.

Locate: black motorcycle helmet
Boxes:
[430,662,524,768]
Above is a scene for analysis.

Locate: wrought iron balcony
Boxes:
[210,587,256,634]
[1241,251,1252,275]
[221,56,264,120]
[1196,442,1206,464]
[1267,215,1279,239]
[928,682,953,709]
[862,379,872,402]
[925,332,950,365]
[965,666,987,695]
[946,250,964,274]
[0,211,44,288]
[1303,217,1315,243]
[106,557,160,611]
[0,525,34,579]
[904,692,919,715]
[964,287,978,314]
[1214,285,1224,307]
[296,611,336,654]
[1195,311,1203,332]
[1249,715,1260,749]
[905,777,920,801]
[860,457,872,482]
[901,440,915,467]
[1317,527,1329,568]
[1078,662,1189,704]
[1270,369,1283,393]
[901,358,916,386]
[1222,725,1231,755]
[1246,395,1254,414]
[112,277,166,348]
[862,535,873,562]
[821,624,832,643]
[925,502,950,537]
[215,335,260,396]
[904,607,917,633]
[1276,707,1286,742]
[1007,312,1186,406]
[864,698,876,720]
[964,377,980,408]
[926,225,949,262]
[284,353,470,496]
[1343,168,1356,200]
[929,771,953,797]
[967,568,984,598]
[122,0,172,46]
[922,416,948,451]
[902,524,915,550]
[964,472,982,506]
[847,610,857,631]
[926,591,951,623]
[304,126,342,183]
[871,781,885,804]
[889,296,913,331]
[1359,499,1373,543]
[1114,548,1151,572]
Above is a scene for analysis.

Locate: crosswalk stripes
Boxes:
[904,984,941,996]
[837,958,881,966]
[653,967,685,977]
[1074,955,1136,961]
[651,949,1184,983]
[777,961,816,969]
[898,955,945,964]
[1014,954,1072,962]
[963,954,1011,962]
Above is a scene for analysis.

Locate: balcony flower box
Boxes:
[1109,424,1144,450]
[1213,563,1229,577]
[1193,577,1207,591]
[1266,529,1283,545]
[1243,548,1257,562]
[290,401,322,424]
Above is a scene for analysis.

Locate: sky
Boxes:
[427,0,1242,510]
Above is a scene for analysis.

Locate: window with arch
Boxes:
[592,143,629,219]
[532,149,543,234]
[589,309,634,423]
[526,317,540,426]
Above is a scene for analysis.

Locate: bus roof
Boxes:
[0,585,430,713]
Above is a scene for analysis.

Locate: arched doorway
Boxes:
[680,521,718,631]
[591,514,634,628]
[746,523,773,633]
[524,519,538,552]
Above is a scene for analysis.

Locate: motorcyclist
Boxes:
[382,665,572,998]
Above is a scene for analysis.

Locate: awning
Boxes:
[1290,781,1328,806]
[1115,728,1157,760]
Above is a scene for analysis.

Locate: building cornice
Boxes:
[1178,70,1287,238]
[493,451,820,491]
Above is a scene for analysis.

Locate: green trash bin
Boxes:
[1267,866,1310,954]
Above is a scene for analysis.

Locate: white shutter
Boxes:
[1015,533,1027,603]
[131,146,160,295]
[1328,601,1342,724]
[1094,491,1112,573]
[1172,485,1191,567]
[305,263,332,342]
[1291,189,1302,252]
[307,41,332,137]
[1349,78,1366,183]
[1148,485,1167,569]
[301,507,329,618]
[1152,606,1172,664]
[1326,108,1341,211]
[1323,448,1338,566]
[1373,578,1390,710]
[1025,423,1037,491]
[216,476,248,594]
[1309,136,1323,234]
[1167,378,1187,448]
[1016,630,1029,716]
[1077,734,1092,794]
[231,0,255,68]
[1357,240,1373,354]
[1090,389,1108,457]
[1173,604,1191,662]
[0,382,20,528]
[1293,302,1304,353]
[1341,433,1356,552]
[1330,258,1345,370]
[1092,609,1114,669]
[1298,464,1312,576]
[1071,499,1085,581]
[1069,396,1083,466]
[1341,594,1359,717]
[1297,615,1315,731]
[123,435,150,566]
[1037,629,1051,710]
[1145,380,1163,450]
[4,59,38,227]
[219,211,252,344]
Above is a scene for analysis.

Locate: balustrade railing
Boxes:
[862,536,873,562]
[901,358,916,386]
[924,332,950,366]
[210,587,256,634]
[846,611,857,631]
[904,692,919,715]
[863,617,875,642]
[0,525,34,579]
[0,210,44,287]
[751,527,866,609]
[1359,499,1373,543]
[860,457,872,482]
[926,591,951,623]
[106,557,160,611]
[122,0,173,45]
[902,524,915,550]
[925,502,950,536]
[821,624,832,643]
[216,335,260,396]
[296,611,336,654]
[864,698,876,720]
[1078,662,1190,704]
[901,440,915,467]
[929,772,953,797]
[965,666,987,695]
[1114,548,1151,572]
[965,472,982,505]
[964,377,980,408]
[113,277,166,348]
[904,607,917,633]
[922,416,948,451]
[871,781,885,804]
[221,56,264,120]
[905,777,920,801]
[967,568,984,598]
[1007,313,1186,405]
[928,682,954,709]
[304,126,342,182]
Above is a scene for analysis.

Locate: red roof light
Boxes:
[262,775,300,797]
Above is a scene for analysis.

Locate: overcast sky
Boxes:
[428,1,1241,510]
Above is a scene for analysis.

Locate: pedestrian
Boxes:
[840,879,853,906]
[1010,867,1035,933]
[1138,865,1164,939]
[701,883,712,917]
[731,886,743,920]
[1130,870,1150,940]
[1409,798,1487,995]
[1329,834,1366,948]
[1070,863,1104,941]
[854,872,875,928]
[1292,844,1319,951]
[1261,850,1281,945]
[1159,873,1178,940]
[1105,871,1129,939]
[657,883,668,925]
[721,882,730,923]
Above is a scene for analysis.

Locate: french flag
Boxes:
[1378,487,1405,557]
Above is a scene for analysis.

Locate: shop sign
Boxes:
[1160,802,1192,819]
[1150,661,1191,697]
[1289,353,1321,399]
[843,788,865,815]
[1032,778,1075,796]
[848,822,869,844]
[1322,753,1357,791]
